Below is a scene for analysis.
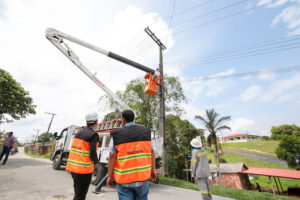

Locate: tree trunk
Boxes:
[214,133,221,185]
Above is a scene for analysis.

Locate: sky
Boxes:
[1,0,300,142]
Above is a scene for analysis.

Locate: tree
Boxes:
[195,109,231,184]
[100,76,186,129]
[102,110,120,122]
[37,132,53,142]
[275,135,300,168]
[271,124,300,140]
[0,68,36,124]
[166,114,204,179]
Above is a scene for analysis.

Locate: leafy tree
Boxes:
[166,114,204,179]
[271,124,300,140]
[100,76,186,129]
[0,68,36,124]
[195,108,230,183]
[102,110,120,122]
[37,132,53,142]
[275,135,300,168]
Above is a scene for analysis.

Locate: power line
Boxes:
[168,1,271,36]
[172,0,217,17]
[169,43,300,69]
[182,64,300,82]
[163,0,248,30]
[147,0,217,29]
[135,1,273,59]
[165,0,177,45]
[166,40,300,67]
[166,35,300,64]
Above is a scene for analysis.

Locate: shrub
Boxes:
[24,145,29,153]
[219,157,227,163]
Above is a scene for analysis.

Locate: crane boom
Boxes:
[45,28,159,112]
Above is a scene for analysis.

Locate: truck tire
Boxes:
[52,153,62,170]
[91,163,106,185]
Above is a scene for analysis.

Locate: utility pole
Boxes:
[33,129,40,144]
[42,112,56,154]
[145,26,167,176]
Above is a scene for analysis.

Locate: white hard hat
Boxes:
[85,112,98,122]
[190,138,202,148]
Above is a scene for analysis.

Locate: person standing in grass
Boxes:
[190,138,212,200]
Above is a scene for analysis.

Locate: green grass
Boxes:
[207,151,300,190]
[222,140,279,157]
[25,152,52,159]
[158,175,299,200]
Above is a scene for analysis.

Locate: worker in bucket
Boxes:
[66,112,99,200]
[107,109,156,200]
[190,138,212,200]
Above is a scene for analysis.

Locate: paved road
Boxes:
[0,148,232,200]
[224,150,288,167]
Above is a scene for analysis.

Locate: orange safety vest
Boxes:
[66,138,97,174]
[113,140,152,184]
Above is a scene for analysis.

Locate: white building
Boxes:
[223,133,261,143]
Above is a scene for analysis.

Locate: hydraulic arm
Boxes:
[45,28,160,112]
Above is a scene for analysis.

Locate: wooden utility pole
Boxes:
[145,26,167,176]
[42,112,56,153]
[33,129,40,144]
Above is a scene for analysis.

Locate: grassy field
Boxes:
[207,151,300,190]
[158,175,299,200]
[222,140,279,157]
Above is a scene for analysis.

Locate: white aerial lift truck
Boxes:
[46,28,162,192]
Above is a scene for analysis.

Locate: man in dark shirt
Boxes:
[66,112,99,200]
[0,132,16,165]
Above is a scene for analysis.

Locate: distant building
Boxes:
[223,133,261,143]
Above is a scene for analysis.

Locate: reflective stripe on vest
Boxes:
[66,137,97,174]
[113,141,151,184]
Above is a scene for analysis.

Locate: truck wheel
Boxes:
[52,154,61,170]
[91,163,106,185]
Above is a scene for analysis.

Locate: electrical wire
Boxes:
[182,64,300,82]
[167,43,300,70]
[166,35,300,64]
[166,0,177,46]
[167,1,271,36]
[160,0,248,31]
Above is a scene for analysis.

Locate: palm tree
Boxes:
[195,109,231,184]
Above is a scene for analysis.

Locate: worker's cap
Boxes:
[85,112,98,122]
[190,138,202,148]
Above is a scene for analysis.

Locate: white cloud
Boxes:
[205,68,235,97]
[257,0,297,8]
[277,92,298,102]
[263,0,300,35]
[258,71,276,80]
[240,85,262,101]
[182,68,235,100]
[0,1,173,142]
[260,73,300,102]
[229,118,255,133]
[241,75,252,80]
[272,4,300,29]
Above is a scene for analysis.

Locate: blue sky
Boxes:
[1,0,300,141]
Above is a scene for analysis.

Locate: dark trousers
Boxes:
[71,172,92,200]
[0,146,13,164]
